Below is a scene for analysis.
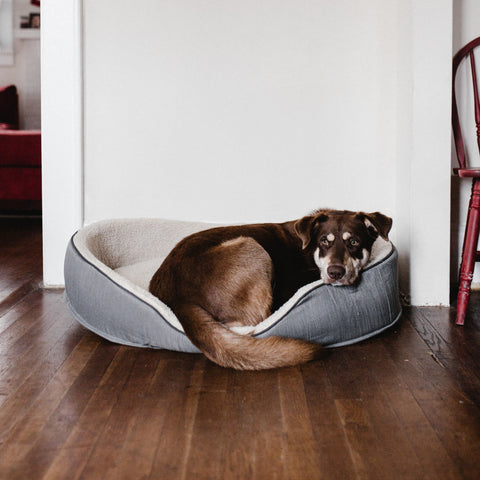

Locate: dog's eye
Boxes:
[320,237,330,246]
[349,238,360,247]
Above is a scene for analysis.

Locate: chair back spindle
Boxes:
[452,36,480,170]
[469,51,480,156]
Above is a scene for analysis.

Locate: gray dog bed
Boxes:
[64,218,402,353]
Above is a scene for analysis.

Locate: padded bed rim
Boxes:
[64,290,188,349]
[67,236,187,338]
[320,308,401,348]
[67,233,400,345]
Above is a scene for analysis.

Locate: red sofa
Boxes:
[0,85,41,212]
[0,85,19,130]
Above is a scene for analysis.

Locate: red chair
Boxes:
[452,37,480,325]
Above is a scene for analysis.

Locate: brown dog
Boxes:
[149,209,392,370]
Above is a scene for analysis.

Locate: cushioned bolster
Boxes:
[64,238,200,353]
[255,248,402,347]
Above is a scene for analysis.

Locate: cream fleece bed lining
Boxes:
[64,218,402,351]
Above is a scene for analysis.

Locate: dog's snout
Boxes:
[327,264,346,281]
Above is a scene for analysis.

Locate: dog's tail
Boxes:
[177,304,323,370]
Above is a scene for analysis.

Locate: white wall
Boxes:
[84,0,398,224]
[42,0,453,305]
[452,0,480,287]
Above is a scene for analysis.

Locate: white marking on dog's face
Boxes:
[314,246,371,286]
[314,248,338,284]
[314,248,329,275]
[342,232,352,241]
[327,233,335,242]
[340,248,370,285]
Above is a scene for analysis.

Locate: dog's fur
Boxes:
[149,209,392,370]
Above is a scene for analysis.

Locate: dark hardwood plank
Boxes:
[411,306,480,403]
[219,369,285,480]
[43,346,149,480]
[76,348,159,480]
[111,354,201,480]
[0,320,86,445]
[405,307,480,479]
[0,290,63,351]
[0,334,103,478]
[147,354,207,479]
[1,218,480,480]
[0,292,77,395]
[361,336,458,480]
[0,217,42,305]
[382,312,480,479]
[302,360,358,480]
[0,288,43,337]
[0,280,39,318]
[277,366,323,479]
[180,361,231,480]
[324,343,427,480]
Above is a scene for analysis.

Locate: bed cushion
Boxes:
[64,218,402,352]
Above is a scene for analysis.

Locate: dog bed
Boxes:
[64,218,402,353]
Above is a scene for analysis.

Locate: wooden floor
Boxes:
[1,218,480,479]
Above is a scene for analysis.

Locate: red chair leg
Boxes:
[457,178,480,325]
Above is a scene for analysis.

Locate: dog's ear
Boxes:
[294,211,328,249]
[362,212,392,240]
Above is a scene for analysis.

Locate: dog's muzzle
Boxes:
[315,248,370,286]
[326,264,346,281]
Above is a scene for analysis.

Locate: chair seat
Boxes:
[453,168,480,178]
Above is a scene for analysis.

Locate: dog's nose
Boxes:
[327,265,346,281]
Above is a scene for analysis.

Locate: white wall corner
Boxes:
[408,0,453,306]
[41,0,84,287]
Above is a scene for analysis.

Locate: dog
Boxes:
[149,209,392,370]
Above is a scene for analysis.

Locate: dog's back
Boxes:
[149,222,323,370]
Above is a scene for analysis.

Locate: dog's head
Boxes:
[294,209,392,286]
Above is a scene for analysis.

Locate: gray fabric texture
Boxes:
[64,218,402,351]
